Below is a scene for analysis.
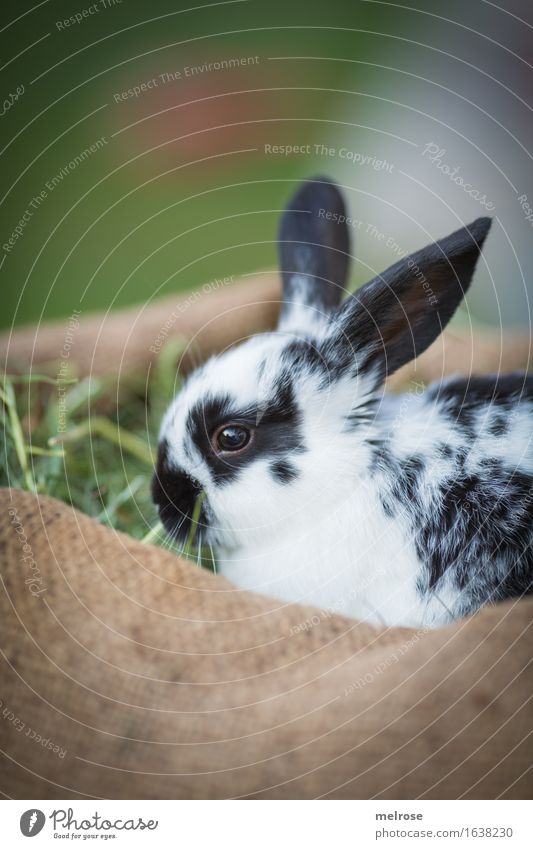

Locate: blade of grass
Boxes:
[141,520,164,544]
[5,374,78,385]
[26,445,65,457]
[183,491,206,561]
[208,542,217,574]
[44,376,105,436]
[97,475,145,525]
[48,416,154,464]
[1,378,37,492]
[63,376,105,416]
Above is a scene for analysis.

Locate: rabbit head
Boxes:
[152,177,490,552]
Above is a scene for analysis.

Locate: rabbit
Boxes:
[152,176,533,628]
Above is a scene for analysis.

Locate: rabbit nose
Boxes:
[151,441,205,542]
[151,466,204,542]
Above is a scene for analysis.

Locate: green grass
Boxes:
[0,338,211,567]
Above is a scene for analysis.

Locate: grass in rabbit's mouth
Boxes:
[0,339,214,569]
[140,491,213,570]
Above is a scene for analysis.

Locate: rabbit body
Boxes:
[153,177,533,627]
[216,373,533,627]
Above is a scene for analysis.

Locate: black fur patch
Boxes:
[379,494,396,519]
[151,438,206,543]
[343,393,380,431]
[270,459,299,483]
[281,338,329,378]
[372,369,533,617]
[438,443,454,459]
[434,378,533,470]
[490,415,508,437]
[429,373,533,407]
[427,375,533,431]
[423,465,533,603]
[373,440,533,616]
[187,377,305,485]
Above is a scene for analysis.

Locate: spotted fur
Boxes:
[153,177,532,627]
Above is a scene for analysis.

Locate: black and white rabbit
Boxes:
[152,177,533,627]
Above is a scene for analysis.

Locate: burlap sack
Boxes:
[1,275,532,799]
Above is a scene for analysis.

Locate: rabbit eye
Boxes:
[214,424,252,453]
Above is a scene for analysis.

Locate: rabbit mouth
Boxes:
[151,466,207,544]
[151,439,210,548]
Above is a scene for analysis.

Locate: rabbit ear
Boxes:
[277,176,351,334]
[327,217,491,382]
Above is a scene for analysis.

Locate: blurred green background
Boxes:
[2,0,533,333]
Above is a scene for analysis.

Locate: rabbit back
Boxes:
[374,373,533,621]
